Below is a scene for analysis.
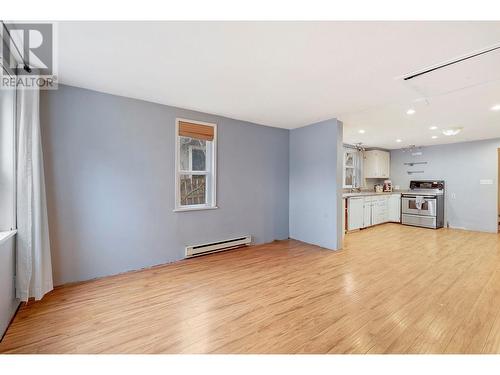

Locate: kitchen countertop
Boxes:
[342,191,408,198]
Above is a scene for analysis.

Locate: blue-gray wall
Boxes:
[40,85,290,285]
[289,119,343,250]
[0,236,19,339]
[391,138,500,233]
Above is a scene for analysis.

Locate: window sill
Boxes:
[173,206,218,213]
[0,230,17,245]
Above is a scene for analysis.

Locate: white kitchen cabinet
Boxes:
[381,196,389,223]
[342,198,346,239]
[363,150,390,179]
[347,193,401,231]
[343,150,357,188]
[347,197,364,230]
[370,198,378,225]
[371,196,388,225]
[363,197,372,227]
[388,193,401,222]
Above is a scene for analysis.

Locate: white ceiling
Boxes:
[56,21,500,148]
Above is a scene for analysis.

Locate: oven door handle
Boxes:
[402,195,437,200]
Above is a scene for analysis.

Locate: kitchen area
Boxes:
[342,145,445,235]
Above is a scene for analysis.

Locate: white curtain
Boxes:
[16,85,53,301]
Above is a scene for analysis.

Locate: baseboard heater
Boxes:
[185,235,252,258]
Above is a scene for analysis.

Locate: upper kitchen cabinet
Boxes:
[343,149,358,188]
[363,150,390,179]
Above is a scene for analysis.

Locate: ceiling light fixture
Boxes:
[406,109,416,115]
[358,129,365,134]
[442,127,463,136]
[491,104,500,111]
[429,126,438,130]
[431,135,438,139]
[396,139,402,143]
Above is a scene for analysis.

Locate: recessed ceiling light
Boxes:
[442,127,463,136]
[431,135,438,139]
[358,129,365,134]
[429,126,438,130]
[491,104,500,111]
[406,109,416,115]
[395,139,402,143]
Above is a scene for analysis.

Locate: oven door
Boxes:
[401,195,437,216]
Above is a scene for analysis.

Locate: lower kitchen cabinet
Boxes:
[388,194,401,222]
[347,197,364,230]
[363,197,372,227]
[347,193,401,231]
[371,196,388,225]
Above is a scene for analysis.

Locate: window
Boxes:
[343,150,357,188]
[0,65,17,231]
[175,119,217,211]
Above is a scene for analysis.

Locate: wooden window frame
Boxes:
[174,118,218,212]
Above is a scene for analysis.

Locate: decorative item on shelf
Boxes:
[401,144,423,154]
[404,161,427,166]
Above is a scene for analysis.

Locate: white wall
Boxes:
[0,235,19,339]
[0,82,16,231]
[0,70,18,339]
[390,138,500,233]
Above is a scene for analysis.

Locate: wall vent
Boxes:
[185,236,252,258]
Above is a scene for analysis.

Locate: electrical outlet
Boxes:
[480,179,493,185]
[450,193,456,199]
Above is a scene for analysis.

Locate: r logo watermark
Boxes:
[1,22,58,89]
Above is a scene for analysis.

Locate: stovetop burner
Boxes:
[406,180,445,196]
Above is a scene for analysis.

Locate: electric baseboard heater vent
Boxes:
[185,236,252,258]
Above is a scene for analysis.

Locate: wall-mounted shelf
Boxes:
[407,170,424,175]
[404,162,427,166]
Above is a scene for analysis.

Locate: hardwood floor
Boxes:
[1,223,500,354]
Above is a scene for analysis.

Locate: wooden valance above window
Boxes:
[178,121,215,141]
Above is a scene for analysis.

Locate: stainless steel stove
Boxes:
[401,180,445,229]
